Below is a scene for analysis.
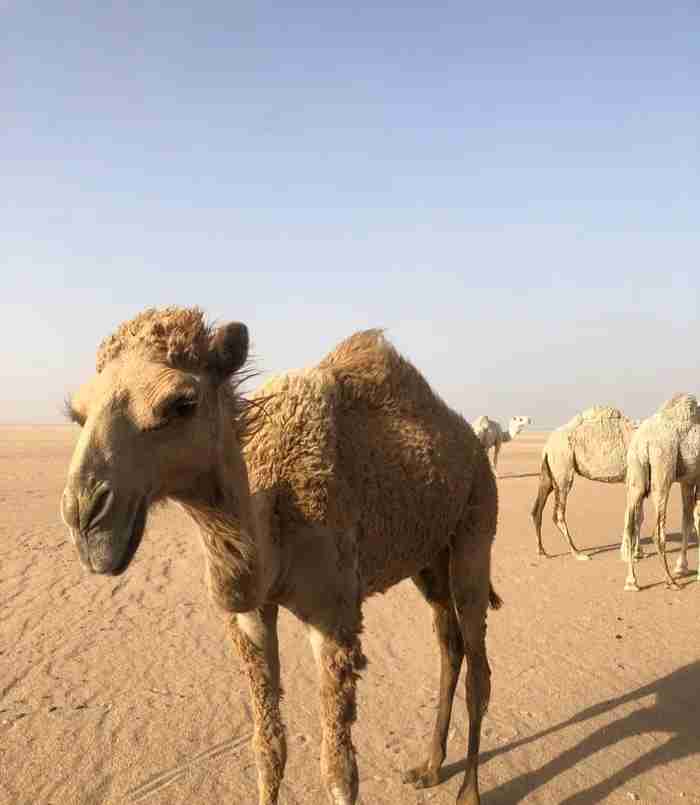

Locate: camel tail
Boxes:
[489,584,503,610]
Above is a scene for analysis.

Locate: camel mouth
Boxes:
[76,494,149,576]
[105,496,149,576]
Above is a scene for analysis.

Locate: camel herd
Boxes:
[60,307,698,805]
[475,400,700,593]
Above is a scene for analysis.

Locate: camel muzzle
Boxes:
[61,483,148,575]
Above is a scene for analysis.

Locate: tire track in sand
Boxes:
[127,731,253,801]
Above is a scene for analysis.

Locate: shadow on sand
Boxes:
[498,472,541,480]
[439,660,700,803]
[586,531,699,559]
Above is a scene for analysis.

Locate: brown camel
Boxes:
[60,307,502,805]
[621,393,700,592]
[531,406,644,561]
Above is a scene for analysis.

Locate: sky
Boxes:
[3,1,698,426]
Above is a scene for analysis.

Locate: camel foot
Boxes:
[456,782,480,805]
[573,551,591,561]
[624,580,640,592]
[537,548,550,559]
[402,764,441,789]
[329,785,353,805]
[665,581,682,591]
[674,559,689,576]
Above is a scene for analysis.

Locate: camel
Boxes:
[531,406,644,561]
[60,307,502,805]
[621,393,700,592]
[471,415,532,476]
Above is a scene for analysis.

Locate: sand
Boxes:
[1,426,698,805]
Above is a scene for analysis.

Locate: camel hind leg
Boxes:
[403,549,464,790]
[531,456,554,557]
[450,450,499,805]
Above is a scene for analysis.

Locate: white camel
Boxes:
[471,416,532,476]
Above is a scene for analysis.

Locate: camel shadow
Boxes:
[587,531,699,560]
[498,472,541,480]
[440,660,700,803]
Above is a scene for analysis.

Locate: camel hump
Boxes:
[580,405,624,422]
[657,393,699,422]
[317,328,440,412]
[559,406,626,432]
[319,328,388,364]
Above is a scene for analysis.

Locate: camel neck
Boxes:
[173,429,279,613]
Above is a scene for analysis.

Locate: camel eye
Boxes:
[167,397,198,420]
[146,393,199,432]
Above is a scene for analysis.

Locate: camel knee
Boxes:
[434,609,464,670]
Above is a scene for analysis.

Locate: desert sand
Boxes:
[1,426,698,805]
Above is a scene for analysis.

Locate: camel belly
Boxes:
[357,523,454,597]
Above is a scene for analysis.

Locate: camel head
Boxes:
[508,415,532,438]
[61,307,249,576]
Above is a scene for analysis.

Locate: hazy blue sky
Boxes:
[4,2,698,425]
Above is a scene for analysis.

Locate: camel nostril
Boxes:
[83,483,115,533]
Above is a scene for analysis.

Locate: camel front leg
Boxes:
[231,606,286,805]
[622,484,645,591]
[634,499,645,558]
[553,476,590,561]
[621,499,646,561]
[307,617,366,805]
[649,475,681,590]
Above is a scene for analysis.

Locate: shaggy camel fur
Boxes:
[532,406,644,561]
[61,307,502,805]
[471,415,531,476]
[621,393,700,592]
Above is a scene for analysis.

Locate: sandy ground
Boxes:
[1,426,699,805]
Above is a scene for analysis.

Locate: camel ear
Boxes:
[208,322,249,381]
